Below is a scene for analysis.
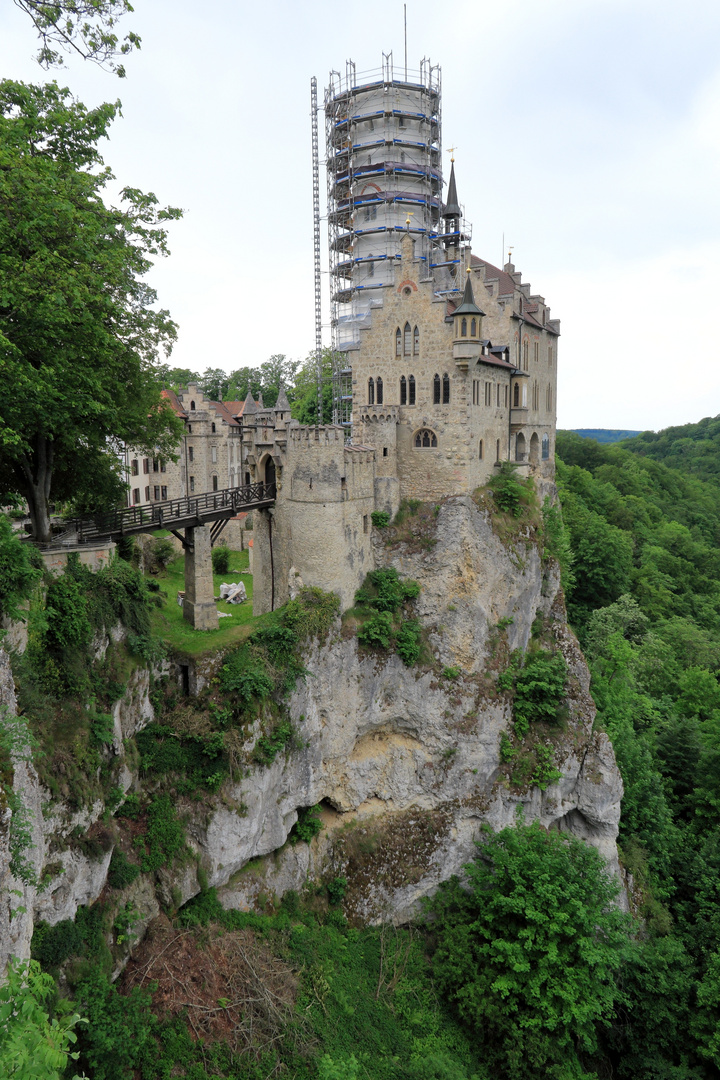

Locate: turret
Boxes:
[441,160,462,251]
[453,271,484,342]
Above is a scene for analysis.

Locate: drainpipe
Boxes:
[268,511,275,611]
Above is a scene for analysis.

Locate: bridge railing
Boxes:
[69,482,276,542]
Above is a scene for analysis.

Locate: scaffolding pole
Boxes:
[311,76,323,426]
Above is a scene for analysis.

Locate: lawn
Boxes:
[149,548,275,656]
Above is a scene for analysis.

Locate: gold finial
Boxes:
[507,245,514,262]
[446,145,457,162]
[466,266,471,274]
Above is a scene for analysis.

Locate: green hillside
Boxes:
[568,428,643,444]
[622,415,720,485]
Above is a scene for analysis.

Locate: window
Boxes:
[472,380,477,406]
[546,384,553,412]
[513,382,520,407]
[376,376,383,404]
[187,424,192,433]
[161,485,167,499]
[442,373,450,404]
[470,318,476,336]
[461,317,467,338]
[522,340,529,370]
[414,429,437,448]
[404,322,411,356]
[548,345,554,366]
[368,378,374,405]
[433,373,441,404]
[363,514,369,533]
[518,296,523,314]
[161,460,166,473]
[542,434,550,460]
[504,384,509,407]
[413,325,419,356]
[496,439,501,462]
[212,476,218,491]
[154,485,160,500]
[396,328,402,356]
[479,439,483,460]
[484,381,492,407]
[190,400,196,410]
[188,446,194,462]
[383,447,388,457]
[153,457,159,472]
[211,422,216,433]
[132,488,140,504]
[534,341,539,363]
[496,384,501,407]
[190,476,195,493]
[131,459,139,476]
[400,376,407,405]
[409,375,416,405]
[211,446,217,463]
[245,472,251,486]
[144,486,150,501]
[532,380,539,410]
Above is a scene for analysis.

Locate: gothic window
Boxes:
[496,439,501,462]
[190,400,196,410]
[461,317,467,338]
[414,429,437,448]
[504,385,508,407]
[368,377,375,405]
[470,318,476,336]
[376,376,383,404]
[484,382,492,407]
[400,376,407,405]
[212,476,218,491]
[479,439,484,460]
[532,381,539,410]
[522,340,529,370]
[542,434,550,460]
[188,446,194,463]
[548,345,554,365]
[396,328,402,356]
[496,384,501,407]
[433,373,441,404]
[546,384,553,412]
[442,373,450,404]
[518,296,523,314]
[409,375,416,405]
[404,322,412,356]
[534,342,539,363]
[513,382,520,408]
[211,422,216,432]
[413,325,419,355]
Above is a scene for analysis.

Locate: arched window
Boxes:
[376,376,383,404]
[413,325,419,355]
[404,322,412,356]
[400,376,407,405]
[470,318,476,336]
[396,328,402,356]
[479,439,484,460]
[368,378,374,405]
[522,340,529,371]
[461,317,467,338]
[433,374,441,404]
[513,381,520,407]
[442,373,450,404]
[516,432,526,462]
[211,422,216,433]
[190,400,196,410]
[542,433,550,460]
[409,375,416,405]
[414,429,437,448]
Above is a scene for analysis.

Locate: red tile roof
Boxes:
[210,400,241,427]
[161,388,188,419]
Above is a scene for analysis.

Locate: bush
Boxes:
[371,511,390,528]
[107,849,140,890]
[513,650,567,737]
[396,619,422,666]
[252,718,293,766]
[0,959,85,1080]
[134,795,185,873]
[0,514,40,621]
[148,536,175,573]
[488,462,531,518]
[357,611,394,650]
[290,804,323,845]
[212,544,231,574]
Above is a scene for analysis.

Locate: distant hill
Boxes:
[568,428,643,444]
[621,415,720,486]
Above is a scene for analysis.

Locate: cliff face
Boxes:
[0,494,623,974]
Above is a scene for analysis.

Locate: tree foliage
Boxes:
[14,0,140,76]
[0,958,85,1079]
[0,80,183,539]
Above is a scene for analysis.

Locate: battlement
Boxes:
[288,424,347,446]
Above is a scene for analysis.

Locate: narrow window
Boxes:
[153,457,159,472]
[188,446,194,463]
[461,317,467,338]
[496,439,500,462]
[485,382,491,407]
[190,400,196,410]
[131,459,139,476]
[161,461,166,473]
[132,488,140,504]
[442,373,450,404]
[212,475,218,491]
[479,439,483,460]
[396,328,402,355]
[548,345,553,365]
[245,472,251,486]
[376,376,383,404]
[211,422,216,432]
[504,385,509,407]
[542,434,550,460]
[409,375,416,405]
[400,376,407,405]
[534,342,539,363]
[161,485,167,499]
[144,486,150,501]
[187,424,192,433]
[383,447,388,457]
[367,261,374,277]
[496,384,501,407]
[523,340,529,371]
[368,377,375,405]
[154,486,160,500]
[363,514,369,533]
[211,446,217,463]
[413,325,419,355]
[513,382,520,407]
[404,322,412,356]
[470,318,476,336]
[433,374,441,404]
[190,476,195,492]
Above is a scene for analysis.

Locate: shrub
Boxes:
[0,514,40,621]
[396,619,422,666]
[441,666,461,680]
[134,795,185,873]
[0,959,85,1080]
[327,876,348,905]
[488,461,530,518]
[107,849,140,890]
[44,571,92,651]
[211,544,231,574]
[290,804,323,845]
[354,567,420,615]
[150,536,175,571]
[371,511,390,528]
[513,650,567,737]
[357,611,394,650]
[115,792,141,819]
[252,718,294,766]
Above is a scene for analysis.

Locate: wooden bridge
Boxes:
[58,482,276,632]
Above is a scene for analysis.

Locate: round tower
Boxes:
[325,54,442,352]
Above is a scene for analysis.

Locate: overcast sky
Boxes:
[2,0,719,432]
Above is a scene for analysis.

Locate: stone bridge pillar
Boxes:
[183,525,218,630]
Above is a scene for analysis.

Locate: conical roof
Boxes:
[442,161,461,219]
[242,390,256,416]
[274,385,290,411]
[453,272,484,317]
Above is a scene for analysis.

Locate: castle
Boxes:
[125,59,559,621]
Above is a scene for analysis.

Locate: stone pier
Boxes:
[182,525,218,630]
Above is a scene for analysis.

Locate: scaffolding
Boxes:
[325,54,443,354]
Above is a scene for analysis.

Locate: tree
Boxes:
[0,515,41,620]
[291,348,336,425]
[13,0,140,76]
[0,80,183,541]
[427,822,631,1079]
[0,958,86,1079]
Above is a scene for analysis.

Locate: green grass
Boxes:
[148,549,274,656]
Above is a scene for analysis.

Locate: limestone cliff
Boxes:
[0,494,622,975]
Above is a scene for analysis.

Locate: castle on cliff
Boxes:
[128,57,560,619]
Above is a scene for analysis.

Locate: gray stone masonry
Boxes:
[183,525,219,630]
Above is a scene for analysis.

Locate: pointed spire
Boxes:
[274,385,290,411]
[442,160,461,219]
[454,269,484,316]
[257,392,265,409]
[242,390,256,416]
